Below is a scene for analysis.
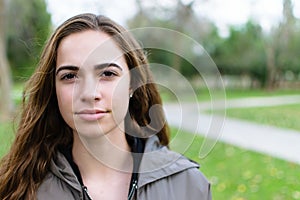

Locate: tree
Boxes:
[127,0,215,78]
[213,21,266,87]
[6,0,51,80]
[0,0,14,121]
[265,0,300,89]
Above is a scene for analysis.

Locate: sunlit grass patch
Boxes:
[161,87,300,103]
[170,128,300,200]
[224,104,300,131]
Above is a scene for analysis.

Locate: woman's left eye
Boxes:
[101,70,117,77]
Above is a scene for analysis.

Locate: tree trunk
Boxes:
[265,44,277,90]
[0,0,14,121]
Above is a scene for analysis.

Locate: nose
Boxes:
[78,78,102,103]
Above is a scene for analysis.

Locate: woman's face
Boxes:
[55,30,131,138]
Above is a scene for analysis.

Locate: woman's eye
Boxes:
[61,73,76,80]
[101,70,117,77]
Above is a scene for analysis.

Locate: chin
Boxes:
[73,124,104,137]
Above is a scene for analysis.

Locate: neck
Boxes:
[72,126,133,181]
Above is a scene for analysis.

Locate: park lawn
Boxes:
[220,89,299,99]
[224,104,300,132]
[161,87,300,102]
[196,88,300,102]
[170,128,300,200]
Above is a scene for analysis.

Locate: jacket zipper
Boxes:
[83,186,93,200]
[128,180,138,200]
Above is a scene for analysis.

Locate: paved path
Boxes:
[163,95,300,165]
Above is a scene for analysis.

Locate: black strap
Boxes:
[60,147,84,186]
[127,137,145,199]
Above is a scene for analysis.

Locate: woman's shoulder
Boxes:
[36,152,83,199]
[139,148,210,187]
[138,136,211,199]
[140,135,204,177]
[137,155,211,200]
[37,172,78,199]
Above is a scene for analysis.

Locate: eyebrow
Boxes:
[55,65,79,75]
[55,63,123,75]
[94,63,123,71]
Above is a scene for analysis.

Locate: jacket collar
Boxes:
[137,135,199,188]
[50,152,83,192]
[49,135,199,191]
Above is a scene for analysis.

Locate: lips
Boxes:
[75,109,109,121]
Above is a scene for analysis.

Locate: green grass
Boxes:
[160,87,300,102]
[224,104,300,131]
[0,122,14,157]
[170,128,300,200]
[220,89,299,99]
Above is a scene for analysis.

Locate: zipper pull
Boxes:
[128,180,138,200]
[133,180,138,189]
[83,186,93,200]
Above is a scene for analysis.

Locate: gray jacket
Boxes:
[37,136,212,199]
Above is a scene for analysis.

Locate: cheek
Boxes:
[56,86,75,126]
[110,76,130,121]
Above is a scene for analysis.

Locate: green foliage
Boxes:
[276,27,300,74]
[275,0,300,74]
[212,21,267,86]
[127,2,218,79]
[6,0,51,81]
[145,48,198,77]
[170,128,300,200]
[127,1,300,89]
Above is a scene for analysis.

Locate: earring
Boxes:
[129,93,133,98]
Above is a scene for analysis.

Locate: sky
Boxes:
[46,0,300,36]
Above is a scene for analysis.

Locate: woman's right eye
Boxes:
[61,73,77,80]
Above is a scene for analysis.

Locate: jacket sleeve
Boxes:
[138,167,212,200]
[186,167,212,200]
[171,167,211,200]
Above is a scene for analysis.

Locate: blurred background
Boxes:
[0,0,300,199]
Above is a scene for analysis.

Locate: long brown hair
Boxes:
[0,13,169,199]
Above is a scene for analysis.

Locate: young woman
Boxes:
[0,13,211,200]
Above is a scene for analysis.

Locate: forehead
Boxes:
[57,30,126,68]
